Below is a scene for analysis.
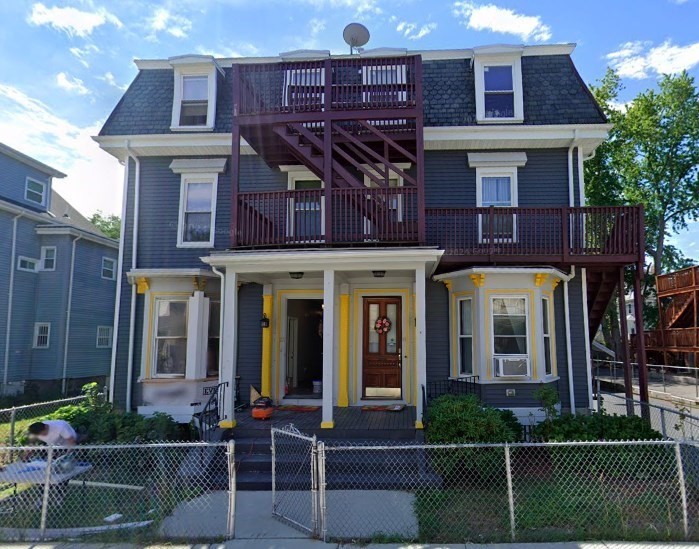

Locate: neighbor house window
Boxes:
[474,53,523,123]
[96,326,113,348]
[477,167,517,242]
[40,247,56,271]
[25,178,46,205]
[17,256,39,272]
[458,298,473,376]
[207,301,220,378]
[33,323,50,349]
[102,257,116,280]
[153,299,188,377]
[178,175,217,247]
[284,68,324,108]
[362,64,407,104]
[542,297,553,376]
[492,296,530,377]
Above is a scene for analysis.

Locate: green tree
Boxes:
[89,211,121,239]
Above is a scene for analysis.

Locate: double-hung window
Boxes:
[25,178,47,206]
[473,50,523,123]
[170,59,217,131]
[477,167,517,242]
[179,75,209,126]
[153,299,188,378]
[207,301,221,378]
[40,247,56,271]
[492,296,530,377]
[542,297,553,376]
[458,297,474,376]
[17,256,39,272]
[178,175,217,247]
[102,257,116,280]
[284,68,324,109]
[33,323,50,349]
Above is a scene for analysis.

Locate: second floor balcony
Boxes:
[234,189,643,266]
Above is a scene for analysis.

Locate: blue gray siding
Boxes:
[0,153,52,212]
[425,280,450,382]
[236,284,263,404]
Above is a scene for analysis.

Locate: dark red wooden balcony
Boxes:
[634,328,699,351]
[427,205,642,265]
[656,266,699,296]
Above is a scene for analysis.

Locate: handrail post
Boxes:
[561,207,570,262]
[489,205,495,259]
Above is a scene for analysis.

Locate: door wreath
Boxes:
[374,316,392,334]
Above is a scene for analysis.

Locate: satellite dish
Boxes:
[343,23,370,54]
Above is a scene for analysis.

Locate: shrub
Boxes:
[426,395,521,483]
[532,409,663,442]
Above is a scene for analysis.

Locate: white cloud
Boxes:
[69,44,100,68]
[147,7,192,40]
[396,21,437,40]
[309,17,326,38]
[607,40,699,79]
[0,84,122,216]
[56,72,91,95]
[301,0,382,16]
[28,3,122,38]
[98,72,127,91]
[452,1,552,42]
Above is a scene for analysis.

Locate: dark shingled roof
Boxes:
[99,55,605,136]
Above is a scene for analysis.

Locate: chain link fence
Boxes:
[598,392,699,441]
[272,436,699,544]
[0,395,94,448]
[271,426,319,535]
[0,441,235,542]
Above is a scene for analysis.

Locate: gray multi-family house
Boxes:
[96,43,647,433]
[0,143,119,396]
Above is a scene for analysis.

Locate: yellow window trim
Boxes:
[449,290,475,378]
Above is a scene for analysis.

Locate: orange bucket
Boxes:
[252,406,273,420]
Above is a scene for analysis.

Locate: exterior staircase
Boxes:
[663,291,693,328]
[587,269,620,340]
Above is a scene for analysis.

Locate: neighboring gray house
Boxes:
[95,43,646,432]
[0,143,119,396]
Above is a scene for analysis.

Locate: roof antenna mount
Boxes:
[343,23,370,55]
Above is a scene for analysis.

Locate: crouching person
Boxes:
[28,420,78,447]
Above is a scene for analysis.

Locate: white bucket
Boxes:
[312,380,322,394]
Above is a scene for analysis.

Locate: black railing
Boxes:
[195,381,228,442]
[422,376,481,426]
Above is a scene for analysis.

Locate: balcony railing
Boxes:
[657,266,699,296]
[637,328,699,350]
[236,187,418,247]
[235,56,419,117]
[426,206,642,262]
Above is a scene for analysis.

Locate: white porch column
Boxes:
[220,270,238,428]
[321,269,335,428]
[415,264,427,429]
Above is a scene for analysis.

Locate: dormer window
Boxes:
[180,75,209,126]
[25,177,47,205]
[473,48,524,124]
[169,55,219,132]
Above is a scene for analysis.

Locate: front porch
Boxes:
[233,405,417,439]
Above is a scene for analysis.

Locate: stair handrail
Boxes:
[198,381,229,442]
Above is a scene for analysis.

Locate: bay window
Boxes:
[491,296,529,377]
[458,298,473,376]
[542,297,553,376]
[153,299,188,377]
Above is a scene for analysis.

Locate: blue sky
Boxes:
[0,0,697,256]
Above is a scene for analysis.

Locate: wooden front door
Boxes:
[363,297,402,399]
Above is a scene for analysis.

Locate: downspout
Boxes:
[3,213,23,394]
[567,129,580,207]
[61,235,82,395]
[108,146,131,403]
[125,149,140,411]
[563,266,577,413]
[211,266,225,388]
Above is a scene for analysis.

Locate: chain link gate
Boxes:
[271,426,321,537]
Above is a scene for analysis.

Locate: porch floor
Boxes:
[232,405,418,440]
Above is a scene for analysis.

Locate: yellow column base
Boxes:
[415,420,424,429]
[219,419,237,429]
[320,421,335,429]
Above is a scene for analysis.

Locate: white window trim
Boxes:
[542,296,553,377]
[96,326,113,348]
[40,246,56,271]
[102,257,117,280]
[490,295,530,378]
[176,173,219,248]
[287,171,325,240]
[25,177,47,206]
[474,54,524,124]
[33,322,50,349]
[457,297,474,377]
[17,256,39,273]
[170,65,217,132]
[152,298,189,379]
[476,166,519,244]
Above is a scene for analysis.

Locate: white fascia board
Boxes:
[126,268,216,283]
[169,158,227,173]
[434,266,571,282]
[34,226,119,248]
[92,134,255,161]
[201,248,444,275]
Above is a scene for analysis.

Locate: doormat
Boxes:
[276,405,321,412]
[361,404,405,412]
